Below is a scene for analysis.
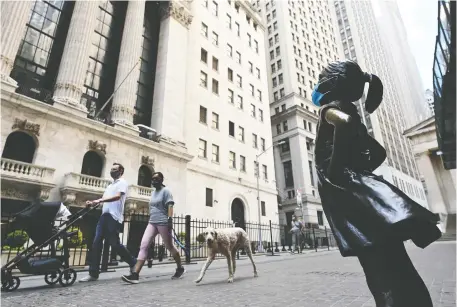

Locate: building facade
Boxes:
[0,1,279,243]
[405,117,456,234]
[251,0,341,231]
[425,89,435,116]
[331,0,429,209]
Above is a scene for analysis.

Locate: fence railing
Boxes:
[0,210,337,270]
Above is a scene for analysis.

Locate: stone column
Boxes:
[150,1,193,145]
[0,1,34,91]
[52,1,100,117]
[110,1,145,133]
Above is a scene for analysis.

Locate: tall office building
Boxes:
[251,0,340,230]
[331,0,428,209]
[0,1,278,246]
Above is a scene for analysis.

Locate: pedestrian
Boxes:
[289,215,304,253]
[79,163,137,282]
[312,60,441,307]
[121,171,185,284]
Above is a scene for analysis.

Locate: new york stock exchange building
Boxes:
[0,1,281,250]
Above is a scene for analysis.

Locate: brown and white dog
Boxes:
[194,227,258,283]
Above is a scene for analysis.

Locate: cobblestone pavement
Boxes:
[1,242,455,307]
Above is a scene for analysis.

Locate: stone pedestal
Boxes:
[52,1,100,116]
[150,1,193,144]
[0,1,34,90]
[110,1,145,131]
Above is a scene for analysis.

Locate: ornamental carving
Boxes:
[1,188,29,200]
[1,55,14,71]
[141,155,155,168]
[61,192,76,204]
[39,188,51,201]
[12,118,40,136]
[54,82,83,96]
[161,1,193,28]
[88,140,107,154]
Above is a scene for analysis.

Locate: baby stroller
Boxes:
[1,201,100,292]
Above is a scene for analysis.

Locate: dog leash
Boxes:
[171,228,204,257]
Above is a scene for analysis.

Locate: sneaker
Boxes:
[172,267,186,280]
[122,272,139,284]
[79,275,98,282]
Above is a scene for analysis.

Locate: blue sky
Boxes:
[397,0,438,91]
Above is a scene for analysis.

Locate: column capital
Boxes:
[161,0,193,29]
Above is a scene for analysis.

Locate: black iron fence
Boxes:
[1,210,337,270]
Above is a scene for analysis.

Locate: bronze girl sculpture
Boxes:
[312,60,441,307]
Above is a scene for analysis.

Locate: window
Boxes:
[228,89,234,104]
[206,188,213,207]
[261,138,266,151]
[235,22,240,36]
[212,112,219,129]
[257,90,262,101]
[278,73,284,84]
[281,139,290,152]
[280,88,285,97]
[211,144,219,163]
[275,107,279,113]
[269,38,273,47]
[229,121,235,136]
[240,155,246,172]
[270,51,274,60]
[199,106,207,123]
[229,151,236,168]
[283,120,288,131]
[249,61,253,73]
[275,34,279,43]
[272,77,278,87]
[259,109,264,122]
[276,46,281,56]
[250,84,254,96]
[226,14,232,29]
[308,122,312,132]
[247,33,252,47]
[256,68,260,79]
[212,57,219,71]
[262,165,268,180]
[281,104,286,111]
[261,201,266,216]
[274,92,279,101]
[212,79,219,94]
[237,95,243,109]
[201,48,208,63]
[199,139,207,158]
[202,0,208,8]
[212,1,218,16]
[212,32,219,46]
[236,74,242,87]
[201,23,208,37]
[277,59,282,69]
[227,44,233,57]
[254,40,259,53]
[252,133,258,148]
[303,119,307,130]
[283,160,294,187]
[238,126,245,142]
[228,68,233,81]
[236,51,241,64]
[276,124,281,134]
[271,63,276,73]
[317,210,324,226]
[309,160,315,186]
[200,71,208,87]
[273,21,278,30]
[251,104,256,117]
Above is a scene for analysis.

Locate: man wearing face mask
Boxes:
[79,163,137,282]
[121,172,185,284]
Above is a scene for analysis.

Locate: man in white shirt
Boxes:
[79,163,136,282]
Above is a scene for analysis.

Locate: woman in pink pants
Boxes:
[121,172,185,284]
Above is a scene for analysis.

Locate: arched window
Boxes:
[137,165,152,187]
[2,131,36,163]
[81,151,104,177]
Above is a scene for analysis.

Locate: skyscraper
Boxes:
[331,0,429,209]
[252,0,340,229]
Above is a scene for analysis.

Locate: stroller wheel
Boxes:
[3,277,20,292]
[45,270,61,285]
[58,268,76,287]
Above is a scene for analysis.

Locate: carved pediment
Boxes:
[141,155,155,168]
[12,118,40,136]
[88,140,107,154]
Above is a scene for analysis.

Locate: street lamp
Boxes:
[255,140,285,252]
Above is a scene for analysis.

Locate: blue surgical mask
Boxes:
[311,85,324,107]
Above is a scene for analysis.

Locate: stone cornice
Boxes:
[187,163,278,195]
[161,0,193,29]
[235,0,265,31]
[2,89,194,163]
[270,104,319,125]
